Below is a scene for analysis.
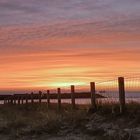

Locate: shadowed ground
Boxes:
[0,103,140,140]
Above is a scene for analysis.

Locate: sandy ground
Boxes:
[0,113,140,140]
[0,104,140,140]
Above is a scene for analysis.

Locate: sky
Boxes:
[0,0,140,92]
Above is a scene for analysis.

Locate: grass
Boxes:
[0,102,139,139]
[0,103,87,137]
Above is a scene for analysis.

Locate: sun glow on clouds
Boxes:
[37,82,86,88]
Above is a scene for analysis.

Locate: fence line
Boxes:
[1,76,140,113]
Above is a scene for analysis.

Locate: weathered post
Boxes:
[118,77,126,113]
[8,97,11,104]
[18,97,20,105]
[13,95,16,104]
[39,91,42,104]
[44,93,47,103]
[31,92,34,104]
[10,97,13,104]
[90,82,97,109]
[21,97,24,104]
[47,90,50,109]
[57,88,61,111]
[7,99,9,104]
[26,93,28,104]
[71,85,76,109]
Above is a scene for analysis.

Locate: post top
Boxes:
[118,77,124,80]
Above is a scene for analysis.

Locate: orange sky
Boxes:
[0,0,140,92]
[0,27,140,90]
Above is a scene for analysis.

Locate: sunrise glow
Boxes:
[0,0,140,93]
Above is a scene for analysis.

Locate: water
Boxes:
[0,91,140,105]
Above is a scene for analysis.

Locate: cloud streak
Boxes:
[0,0,140,91]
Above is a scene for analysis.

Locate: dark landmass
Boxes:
[0,92,105,100]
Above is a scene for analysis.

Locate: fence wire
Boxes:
[96,79,119,105]
[75,84,90,106]
[125,77,140,103]
[1,76,140,108]
[61,87,71,104]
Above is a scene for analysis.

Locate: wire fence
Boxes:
[45,76,140,108]
[1,77,140,111]
[125,77,140,103]
[96,79,119,105]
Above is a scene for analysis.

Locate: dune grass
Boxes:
[0,102,139,139]
[0,103,87,137]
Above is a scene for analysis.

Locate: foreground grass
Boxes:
[0,104,87,138]
[0,103,140,140]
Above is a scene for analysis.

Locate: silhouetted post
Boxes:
[118,77,126,113]
[9,99,11,104]
[13,95,16,104]
[21,97,24,104]
[44,93,47,103]
[90,82,97,109]
[31,92,34,104]
[26,93,28,104]
[57,88,61,111]
[71,85,76,109]
[39,91,42,104]
[10,97,13,104]
[47,90,50,109]
[18,97,20,105]
[9,97,11,104]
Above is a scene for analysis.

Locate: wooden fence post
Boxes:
[57,88,61,111]
[44,93,47,103]
[13,95,16,104]
[118,77,126,113]
[71,85,76,109]
[90,82,97,109]
[4,99,6,104]
[39,91,42,104]
[18,97,20,105]
[7,99,9,104]
[31,92,34,104]
[10,97,13,104]
[9,99,10,104]
[26,93,28,104]
[21,97,24,104]
[47,90,50,109]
